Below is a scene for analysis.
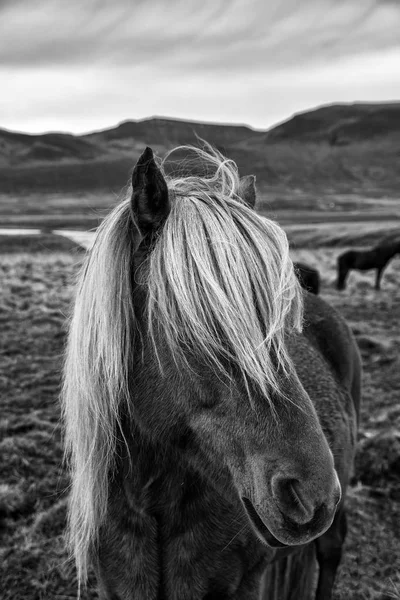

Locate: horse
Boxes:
[62,145,361,600]
[337,239,400,290]
[293,262,320,295]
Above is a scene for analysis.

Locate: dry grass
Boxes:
[0,250,97,599]
[1,231,399,599]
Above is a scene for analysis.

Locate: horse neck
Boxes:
[376,244,399,260]
[111,420,267,599]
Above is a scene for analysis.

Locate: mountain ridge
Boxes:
[0,102,399,194]
[2,100,399,143]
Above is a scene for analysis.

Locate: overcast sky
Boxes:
[1,0,400,134]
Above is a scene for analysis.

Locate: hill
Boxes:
[0,129,102,164]
[0,102,399,195]
[264,102,400,145]
[85,117,263,149]
[0,118,264,167]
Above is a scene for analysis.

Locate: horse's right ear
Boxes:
[131,147,170,236]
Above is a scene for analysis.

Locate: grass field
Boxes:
[2,184,400,230]
[1,228,399,600]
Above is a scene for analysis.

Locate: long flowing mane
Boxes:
[62,145,303,584]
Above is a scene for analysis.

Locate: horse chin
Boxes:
[241,497,288,548]
[241,496,333,548]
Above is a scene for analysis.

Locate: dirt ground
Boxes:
[0,234,399,599]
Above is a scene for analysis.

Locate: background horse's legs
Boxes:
[337,268,349,290]
[315,506,347,600]
[336,257,349,290]
[375,266,385,290]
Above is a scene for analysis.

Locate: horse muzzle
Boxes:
[241,471,341,547]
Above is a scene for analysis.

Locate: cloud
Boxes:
[1,0,399,132]
[1,0,400,71]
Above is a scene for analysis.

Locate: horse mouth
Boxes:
[241,497,287,548]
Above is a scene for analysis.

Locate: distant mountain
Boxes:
[0,102,399,194]
[0,117,264,166]
[0,129,101,163]
[85,117,263,148]
[264,102,400,144]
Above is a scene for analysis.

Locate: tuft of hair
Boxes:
[149,143,303,397]
[62,197,137,585]
[62,142,303,585]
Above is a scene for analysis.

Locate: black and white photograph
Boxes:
[1,1,400,599]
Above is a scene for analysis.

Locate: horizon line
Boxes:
[1,99,399,138]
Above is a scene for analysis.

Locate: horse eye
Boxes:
[198,396,219,410]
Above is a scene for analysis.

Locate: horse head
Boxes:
[129,147,341,548]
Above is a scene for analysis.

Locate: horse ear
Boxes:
[238,175,256,208]
[131,147,170,235]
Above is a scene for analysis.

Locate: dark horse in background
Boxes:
[294,262,320,295]
[337,238,400,291]
[63,145,361,600]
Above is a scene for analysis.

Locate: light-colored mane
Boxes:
[62,145,303,585]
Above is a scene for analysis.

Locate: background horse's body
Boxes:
[337,239,400,290]
[63,146,361,600]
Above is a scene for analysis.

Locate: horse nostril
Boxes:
[271,472,341,526]
[271,475,314,522]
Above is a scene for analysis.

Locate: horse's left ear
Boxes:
[131,147,170,235]
[238,175,256,208]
